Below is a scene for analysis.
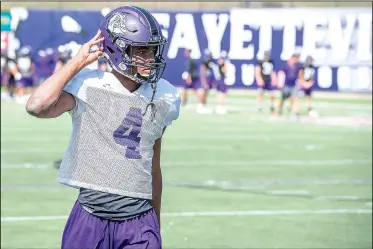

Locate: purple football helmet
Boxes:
[99,6,167,84]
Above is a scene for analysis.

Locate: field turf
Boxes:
[1,90,372,248]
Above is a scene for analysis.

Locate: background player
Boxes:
[1,50,17,99]
[54,45,72,73]
[15,46,35,96]
[255,50,277,113]
[199,49,219,114]
[181,48,203,110]
[36,48,56,86]
[275,52,302,119]
[299,55,316,116]
[215,50,229,115]
[26,6,180,249]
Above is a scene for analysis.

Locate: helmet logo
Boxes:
[108,13,127,35]
[115,39,126,48]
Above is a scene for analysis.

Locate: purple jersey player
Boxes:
[26,6,181,249]
[36,48,55,86]
[276,52,302,117]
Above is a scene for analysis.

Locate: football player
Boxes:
[15,46,35,95]
[215,50,229,115]
[275,52,302,118]
[26,6,181,249]
[255,50,276,113]
[1,50,17,99]
[36,48,56,86]
[299,55,316,116]
[54,45,72,73]
[181,48,202,107]
[199,49,219,114]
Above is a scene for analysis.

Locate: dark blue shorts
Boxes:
[184,78,200,90]
[257,80,274,92]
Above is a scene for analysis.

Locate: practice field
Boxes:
[1,90,372,249]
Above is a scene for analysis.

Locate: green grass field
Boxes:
[1,90,372,249]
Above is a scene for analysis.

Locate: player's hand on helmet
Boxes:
[75,30,104,67]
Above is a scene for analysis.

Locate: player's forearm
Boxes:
[152,170,163,226]
[271,72,277,84]
[255,67,263,83]
[26,57,83,116]
[277,71,285,87]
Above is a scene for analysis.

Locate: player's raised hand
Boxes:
[75,30,104,67]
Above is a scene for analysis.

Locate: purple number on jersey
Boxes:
[113,107,143,159]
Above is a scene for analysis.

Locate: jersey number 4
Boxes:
[113,107,143,159]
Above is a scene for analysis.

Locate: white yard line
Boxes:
[164,159,371,167]
[1,209,371,223]
[0,144,327,154]
[1,159,371,170]
[266,190,311,195]
[314,196,363,201]
[0,134,351,143]
[168,179,371,189]
[1,126,364,133]
[1,178,370,192]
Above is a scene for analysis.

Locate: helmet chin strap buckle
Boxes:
[135,72,156,84]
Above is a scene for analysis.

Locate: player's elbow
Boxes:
[26,100,43,117]
[26,96,51,118]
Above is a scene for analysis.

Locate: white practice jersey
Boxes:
[58,68,181,199]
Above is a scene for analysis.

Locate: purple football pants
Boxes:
[61,201,162,249]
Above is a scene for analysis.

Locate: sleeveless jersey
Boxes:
[58,68,181,199]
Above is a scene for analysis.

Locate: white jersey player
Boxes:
[26,6,181,249]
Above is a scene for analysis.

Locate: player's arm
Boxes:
[185,61,192,85]
[8,61,21,80]
[255,63,264,86]
[26,57,82,118]
[302,69,314,88]
[26,30,104,118]
[31,61,35,73]
[152,128,165,227]
[152,90,180,226]
[277,70,285,89]
[200,64,207,87]
[271,69,277,86]
[298,68,310,88]
[221,63,227,73]
[298,68,305,81]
